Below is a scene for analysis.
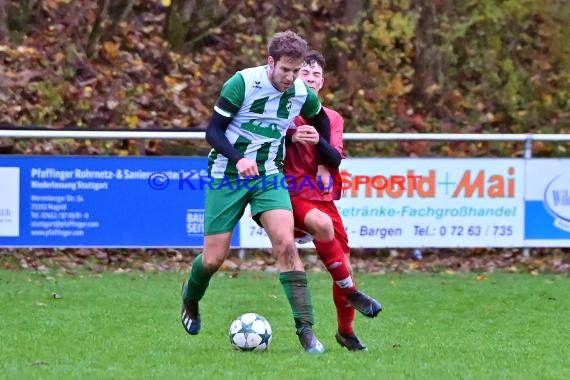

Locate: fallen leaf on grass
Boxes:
[475,274,488,282]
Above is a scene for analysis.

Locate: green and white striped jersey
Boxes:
[207,65,322,178]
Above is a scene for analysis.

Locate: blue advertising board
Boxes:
[0,156,240,248]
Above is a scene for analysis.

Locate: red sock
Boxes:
[333,283,356,335]
[313,239,356,294]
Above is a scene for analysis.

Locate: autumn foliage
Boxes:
[0,0,569,157]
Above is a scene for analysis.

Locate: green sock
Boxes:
[183,254,214,303]
[279,271,315,333]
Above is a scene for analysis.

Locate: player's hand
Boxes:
[293,125,320,145]
[317,165,332,194]
[236,157,259,177]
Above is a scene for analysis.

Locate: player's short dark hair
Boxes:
[304,50,325,70]
[267,31,308,62]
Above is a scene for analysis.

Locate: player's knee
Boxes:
[310,215,334,241]
[201,254,224,271]
[272,235,295,254]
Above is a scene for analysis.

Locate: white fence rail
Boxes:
[2,129,570,142]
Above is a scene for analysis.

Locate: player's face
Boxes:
[267,56,303,92]
[299,62,324,95]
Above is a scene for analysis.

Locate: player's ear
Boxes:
[268,56,275,70]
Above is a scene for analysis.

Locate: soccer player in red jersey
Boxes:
[284,50,382,351]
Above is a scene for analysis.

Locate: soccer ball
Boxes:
[229,313,272,351]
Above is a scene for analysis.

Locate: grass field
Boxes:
[1,269,569,380]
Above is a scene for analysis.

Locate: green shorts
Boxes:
[204,174,292,235]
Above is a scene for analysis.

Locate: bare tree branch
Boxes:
[183,2,242,50]
[86,0,110,58]
[163,0,198,50]
[0,0,7,40]
[108,0,136,36]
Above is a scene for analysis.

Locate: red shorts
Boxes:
[290,197,350,254]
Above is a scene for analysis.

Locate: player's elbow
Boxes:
[323,150,342,168]
[205,120,223,147]
[328,155,342,168]
[205,127,216,146]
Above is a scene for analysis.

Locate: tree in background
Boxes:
[0,0,567,158]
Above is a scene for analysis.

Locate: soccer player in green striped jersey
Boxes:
[181,31,331,353]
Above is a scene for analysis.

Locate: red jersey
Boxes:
[283,106,346,201]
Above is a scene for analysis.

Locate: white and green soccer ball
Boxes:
[229,313,272,351]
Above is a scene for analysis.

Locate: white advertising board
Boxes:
[0,167,20,237]
[239,158,525,248]
[524,159,570,247]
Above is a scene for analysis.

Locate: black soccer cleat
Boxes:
[335,331,368,351]
[346,290,382,318]
[180,283,201,335]
[297,326,326,354]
